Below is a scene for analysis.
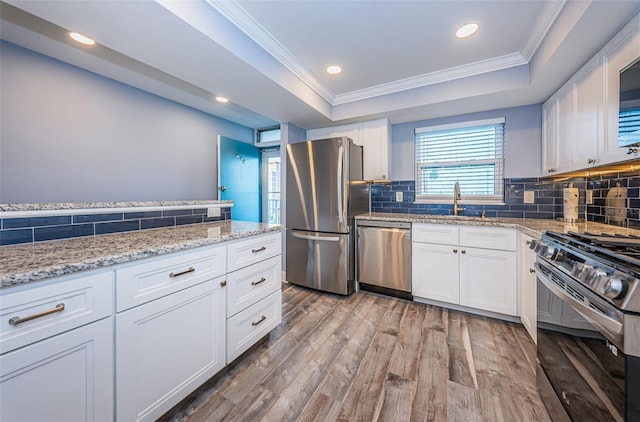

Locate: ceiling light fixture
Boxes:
[456,23,479,38]
[326,65,342,75]
[215,96,229,103]
[69,32,95,46]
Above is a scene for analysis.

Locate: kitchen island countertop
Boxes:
[356,212,640,238]
[0,220,281,288]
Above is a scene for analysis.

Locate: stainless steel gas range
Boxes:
[531,231,640,422]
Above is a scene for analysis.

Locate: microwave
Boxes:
[619,58,640,148]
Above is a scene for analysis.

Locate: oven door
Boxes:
[535,260,628,422]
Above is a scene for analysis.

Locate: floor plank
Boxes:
[161,284,551,422]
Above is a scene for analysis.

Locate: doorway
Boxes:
[261,148,281,224]
[217,136,261,222]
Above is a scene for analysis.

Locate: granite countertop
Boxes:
[356,212,640,238]
[0,220,281,288]
[0,200,234,213]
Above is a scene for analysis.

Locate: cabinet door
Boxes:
[360,119,391,180]
[0,317,114,422]
[537,280,563,325]
[519,235,537,343]
[556,84,574,174]
[412,242,460,304]
[599,15,640,164]
[542,95,559,175]
[307,124,359,144]
[116,278,226,422]
[459,247,517,316]
[572,57,601,169]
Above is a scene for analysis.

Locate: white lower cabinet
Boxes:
[116,278,226,422]
[459,246,517,315]
[412,224,518,317]
[412,242,460,303]
[0,271,114,422]
[519,234,538,343]
[0,318,114,422]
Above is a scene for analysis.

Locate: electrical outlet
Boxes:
[207,207,221,218]
[586,190,593,205]
[523,191,535,204]
[396,191,403,202]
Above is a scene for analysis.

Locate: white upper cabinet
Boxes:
[307,118,391,180]
[541,14,640,174]
[599,14,640,164]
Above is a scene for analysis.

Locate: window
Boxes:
[261,149,281,224]
[256,127,281,146]
[414,118,505,203]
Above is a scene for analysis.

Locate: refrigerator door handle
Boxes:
[291,232,340,242]
[337,145,344,224]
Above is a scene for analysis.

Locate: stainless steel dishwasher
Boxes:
[356,220,412,300]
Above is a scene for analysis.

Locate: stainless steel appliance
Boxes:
[531,231,640,421]
[357,220,412,300]
[286,137,369,295]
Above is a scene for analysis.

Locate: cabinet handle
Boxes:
[9,303,65,326]
[251,246,267,253]
[627,148,638,155]
[169,267,195,278]
[529,268,536,273]
[587,158,596,164]
[252,315,267,326]
[220,280,227,287]
[453,249,458,253]
[251,277,266,286]
[461,250,466,254]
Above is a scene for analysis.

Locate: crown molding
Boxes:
[520,0,567,61]
[205,0,337,103]
[333,53,528,105]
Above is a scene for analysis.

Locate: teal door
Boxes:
[218,136,261,222]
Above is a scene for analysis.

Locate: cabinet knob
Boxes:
[627,148,638,155]
[461,250,466,254]
[587,158,596,164]
[529,268,536,274]
[453,249,458,253]
[526,240,531,245]
[220,280,227,287]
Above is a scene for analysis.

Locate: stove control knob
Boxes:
[544,246,557,260]
[602,278,625,299]
[571,263,592,280]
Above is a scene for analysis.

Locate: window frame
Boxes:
[414,117,506,205]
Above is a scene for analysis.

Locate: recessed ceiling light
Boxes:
[69,32,95,46]
[215,96,229,103]
[326,65,342,75]
[456,23,479,38]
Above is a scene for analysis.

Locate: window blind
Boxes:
[619,107,640,145]
[414,118,505,202]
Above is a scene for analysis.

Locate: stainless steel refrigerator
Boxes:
[286,137,369,295]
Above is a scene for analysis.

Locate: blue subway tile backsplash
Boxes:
[371,172,640,228]
[0,206,232,246]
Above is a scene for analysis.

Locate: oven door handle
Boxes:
[534,262,623,337]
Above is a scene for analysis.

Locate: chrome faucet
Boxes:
[453,182,466,216]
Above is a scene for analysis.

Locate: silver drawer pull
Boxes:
[252,315,267,326]
[9,303,65,326]
[169,267,195,278]
[251,246,267,253]
[251,277,267,286]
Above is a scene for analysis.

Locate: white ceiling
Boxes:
[2,0,640,130]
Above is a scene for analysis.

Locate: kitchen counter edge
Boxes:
[0,221,282,288]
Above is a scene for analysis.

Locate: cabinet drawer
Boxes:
[1,270,113,354]
[227,256,281,316]
[412,223,459,245]
[116,245,226,312]
[459,226,517,251]
[227,232,281,272]
[227,289,282,363]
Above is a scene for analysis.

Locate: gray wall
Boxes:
[0,41,254,203]
[391,104,542,180]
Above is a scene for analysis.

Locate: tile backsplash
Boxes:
[370,171,640,229]
[0,207,232,246]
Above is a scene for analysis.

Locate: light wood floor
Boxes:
[161,283,551,422]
